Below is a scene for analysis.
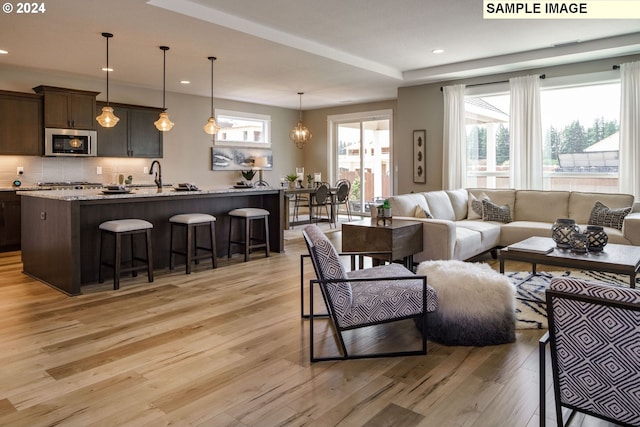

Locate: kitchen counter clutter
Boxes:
[19,186,285,295]
[17,185,276,200]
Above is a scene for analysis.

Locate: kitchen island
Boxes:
[18,186,285,295]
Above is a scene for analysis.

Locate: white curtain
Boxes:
[509,75,543,189]
[619,61,640,199]
[442,84,466,190]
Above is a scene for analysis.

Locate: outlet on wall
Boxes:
[96,166,102,175]
[17,166,24,175]
[143,166,149,174]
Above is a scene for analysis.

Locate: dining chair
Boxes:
[309,182,333,227]
[334,179,352,224]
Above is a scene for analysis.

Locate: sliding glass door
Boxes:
[331,110,392,215]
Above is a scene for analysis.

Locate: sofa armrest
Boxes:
[633,201,640,213]
[623,212,640,246]
[394,216,457,261]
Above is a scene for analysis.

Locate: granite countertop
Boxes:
[0,186,43,191]
[16,186,280,201]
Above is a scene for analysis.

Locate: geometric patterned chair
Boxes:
[302,224,438,362]
[539,278,640,427]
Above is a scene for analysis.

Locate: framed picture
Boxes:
[413,130,426,183]
[211,147,273,171]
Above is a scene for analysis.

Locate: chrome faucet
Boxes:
[149,160,162,188]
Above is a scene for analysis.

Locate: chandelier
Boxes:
[290,92,311,149]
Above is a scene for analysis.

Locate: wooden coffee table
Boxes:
[341,219,423,269]
[499,236,640,288]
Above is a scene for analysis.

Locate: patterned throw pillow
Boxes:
[588,201,632,231]
[414,205,433,219]
[482,199,512,223]
[467,192,489,220]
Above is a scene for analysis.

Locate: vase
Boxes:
[288,181,296,189]
[551,218,579,249]
[586,225,608,252]
[570,233,588,253]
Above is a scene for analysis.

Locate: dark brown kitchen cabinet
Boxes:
[33,85,98,130]
[0,192,21,251]
[0,91,43,155]
[96,101,163,158]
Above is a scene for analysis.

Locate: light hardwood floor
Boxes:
[0,233,620,427]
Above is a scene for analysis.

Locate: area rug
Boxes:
[507,270,635,330]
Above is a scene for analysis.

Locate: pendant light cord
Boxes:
[209,56,216,117]
[160,46,169,111]
[106,34,110,105]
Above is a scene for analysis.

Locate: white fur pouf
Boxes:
[416,260,515,346]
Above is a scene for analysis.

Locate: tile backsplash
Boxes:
[0,156,157,187]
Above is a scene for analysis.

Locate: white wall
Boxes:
[0,64,302,188]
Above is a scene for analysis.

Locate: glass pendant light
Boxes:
[203,56,220,136]
[96,32,120,128]
[290,92,311,149]
[154,45,174,131]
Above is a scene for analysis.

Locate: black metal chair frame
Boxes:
[539,288,640,427]
[309,183,334,228]
[334,179,352,223]
[303,229,428,362]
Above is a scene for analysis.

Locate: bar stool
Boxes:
[227,208,270,262]
[169,213,217,274]
[98,219,154,290]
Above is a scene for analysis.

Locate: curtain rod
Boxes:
[440,74,546,92]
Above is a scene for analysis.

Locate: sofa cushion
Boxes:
[457,220,501,248]
[425,191,456,221]
[588,201,632,231]
[499,221,555,246]
[453,227,484,260]
[468,189,516,216]
[446,189,469,221]
[514,190,569,222]
[569,192,635,224]
[388,193,430,217]
[482,199,512,223]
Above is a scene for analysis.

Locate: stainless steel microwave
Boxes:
[45,128,97,157]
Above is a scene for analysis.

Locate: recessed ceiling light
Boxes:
[101,67,114,72]
[432,49,444,54]
[180,80,191,84]
[0,49,8,54]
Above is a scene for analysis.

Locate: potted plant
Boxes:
[306,174,313,188]
[382,199,392,217]
[241,169,256,186]
[285,174,298,189]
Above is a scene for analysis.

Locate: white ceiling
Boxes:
[1,0,639,109]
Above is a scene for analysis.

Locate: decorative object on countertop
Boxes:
[125,175,132,185]
[253,156,270,187]
[570,232,588,253]
[154,46,174,132]
[290,92,311,149]
[203,56,220,136]
[585,225,608,252]
[306,174,313,188]
[95,32,120,128]
[241,169,256,187]
[551,218,578,249]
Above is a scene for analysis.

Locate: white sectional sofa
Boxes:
[388,188,640,262]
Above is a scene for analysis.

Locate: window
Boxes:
[329,110,392,215]
[464,74,620,192]
[214,109,271,147]
[540,81,620,192]
[465,93,510,189]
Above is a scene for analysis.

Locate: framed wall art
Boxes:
[211,146,273,171]
[413,129,426,183]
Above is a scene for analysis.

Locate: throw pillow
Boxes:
[588,201,632,231]
[414,205,434,219]
[482,199,512,223]
[467,192,489,220]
